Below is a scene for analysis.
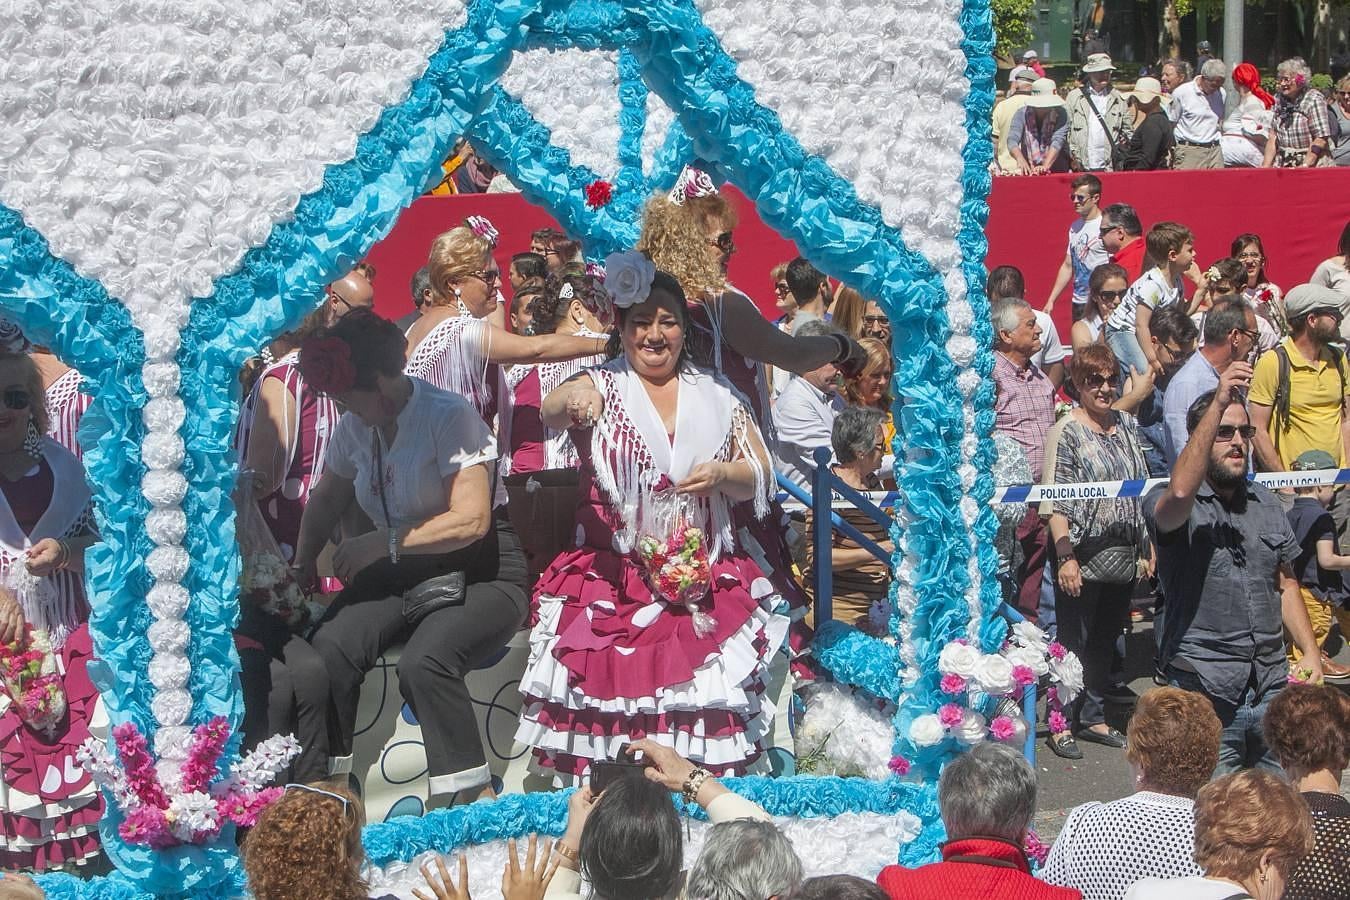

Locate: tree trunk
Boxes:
[1160,0,1182,60]
[1311,0,1331,70]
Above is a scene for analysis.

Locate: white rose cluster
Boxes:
[603,251,657,310]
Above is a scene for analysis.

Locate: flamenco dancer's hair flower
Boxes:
[298,336,357,395]
[667,166,718,205]
[602,251,657,311]
[465,215,500,248]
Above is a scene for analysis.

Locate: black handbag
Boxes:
[372,429,467,627]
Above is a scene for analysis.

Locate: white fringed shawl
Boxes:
[587,359,769,564]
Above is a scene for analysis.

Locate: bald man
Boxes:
[325,269,375,319]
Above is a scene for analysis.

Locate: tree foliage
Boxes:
[992,0,1035,58]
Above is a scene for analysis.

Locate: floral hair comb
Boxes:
[667,166,718,205]
[465,215,500,248]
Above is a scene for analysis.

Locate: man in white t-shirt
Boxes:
[1168,58,1228,169]
[1043,173,1109,320]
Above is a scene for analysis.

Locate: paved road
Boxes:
[1032,616,1350,841]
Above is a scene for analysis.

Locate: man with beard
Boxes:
[1249,285,1350,475]
[1145,370,1324,772]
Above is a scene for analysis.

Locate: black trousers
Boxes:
[311,510,528,783]
[238,608,331,783]
[1053,573,1133,728]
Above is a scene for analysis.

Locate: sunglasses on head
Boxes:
[1,389,30,412]
[1215,424,1257,443]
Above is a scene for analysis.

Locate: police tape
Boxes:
[776,467,1350,509]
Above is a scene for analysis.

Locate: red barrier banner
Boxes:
[366,169,1350,340]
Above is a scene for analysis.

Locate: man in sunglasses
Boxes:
[323,268,375,319]
[1249,285,1350,477]
[1146,370,1324,772]
[1099,203,1146,284]
[1042,174,1108,320]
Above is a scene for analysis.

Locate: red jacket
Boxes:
[878,837,1083,900]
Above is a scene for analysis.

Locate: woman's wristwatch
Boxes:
[553,840,580,870]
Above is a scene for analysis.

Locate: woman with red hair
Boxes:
[1221,62,1276,167]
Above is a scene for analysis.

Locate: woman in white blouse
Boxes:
[293,309,528,806]
[1042,687,1221,899]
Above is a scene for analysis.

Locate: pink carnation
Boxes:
[218,786,284,829]
[1024,830,1051,865]
[989,715,1017,741]
[939,673,968,695]
[938,703,965,728]
[120,806,175,849]
[1047,709,1069,734]
[1012,665,1036,687]
[1048,642,1068,660]
[888,755,911,776]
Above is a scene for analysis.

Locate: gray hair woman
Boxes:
[685,819,802,900]
[1273,56,1334,167]
[802,405,895,632]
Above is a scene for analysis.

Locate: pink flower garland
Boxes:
[181,716,231,794]
[113,722,169,809]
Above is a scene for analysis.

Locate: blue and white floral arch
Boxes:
[0,0,1001,895]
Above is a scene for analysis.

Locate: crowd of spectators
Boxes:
[993,53,1350,173]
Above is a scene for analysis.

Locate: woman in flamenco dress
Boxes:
[515,254,790,783]
[636,170,866,662]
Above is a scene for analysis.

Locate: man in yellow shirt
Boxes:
[992,70,1038,175]
[1249,284,1350,473]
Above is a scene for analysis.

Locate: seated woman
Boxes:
[1123,769,1314,899]
[293,310,528,805]
[515,254,789,783]
[0,352,102,870]
[1043,687,1221,898]
[803,406,894,632]
[1262,683,1350,900]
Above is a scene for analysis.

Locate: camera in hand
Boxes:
[590,744,649,793]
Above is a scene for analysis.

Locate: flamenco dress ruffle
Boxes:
[517,526,788,781]
[0,623,104,870]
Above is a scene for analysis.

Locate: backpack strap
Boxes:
[1273,344,1291,457]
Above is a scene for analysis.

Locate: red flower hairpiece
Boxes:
[299,336,356,395]
[585,180,613,209]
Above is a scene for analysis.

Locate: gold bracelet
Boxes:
[553,841,579,862]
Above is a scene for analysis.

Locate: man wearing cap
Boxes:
[993,70,1039,174]
[1065,53,1130,171]
[1249,284,1350,476]
[1168,58,1228,169]
[1008,79,1070,175]
[1010,49,1045,83]
[1119,77,1175,170]
[1146,373,1324,773]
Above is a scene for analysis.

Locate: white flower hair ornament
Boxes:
[667,166,718,205]
[603,251,657,311]
[465,215,500,248]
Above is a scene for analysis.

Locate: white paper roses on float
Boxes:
[1050,653,1085,701]
[1011,621,1050,653]
[1002,644,1050,678]
[909,714,946,748]
[954,709,987,746]
[973,654,1017,696]
[603,251,657,309]
[937,642,980,679]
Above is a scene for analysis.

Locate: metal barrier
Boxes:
[783,446,1038,764]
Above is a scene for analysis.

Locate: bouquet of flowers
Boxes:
[636,492,714,636]
[237,472,310,630]
[0,627,66,737]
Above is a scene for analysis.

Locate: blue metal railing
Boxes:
[784,446,1038,764]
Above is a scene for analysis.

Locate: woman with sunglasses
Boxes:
[0,353,103,870]
[637,172,866,677]
[1042,344,1151,760]
[1072,263,1128,355]
[405,219,608,493]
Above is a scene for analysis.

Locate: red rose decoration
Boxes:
[585,180,613,209]
[299,336,357,394]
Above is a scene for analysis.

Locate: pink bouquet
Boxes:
[0,627,67,737]
[638,520,715,636]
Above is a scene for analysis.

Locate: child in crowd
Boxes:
[1285,449,1350,682]
[1104,222,1196,378]
[1193,257,1279,352]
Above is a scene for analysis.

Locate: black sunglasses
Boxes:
[709,232,735,253]
[2,389,30,412]
[1215,424,1258,443]
[1096,290,1125,301]
[1081,372,1120,390]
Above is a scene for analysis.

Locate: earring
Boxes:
[453,289,469,317]
[23,420,42,458]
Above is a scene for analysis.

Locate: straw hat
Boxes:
[1025,78,1065,108]
[1081,53,1116,74]
[1127,77,1169,106]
